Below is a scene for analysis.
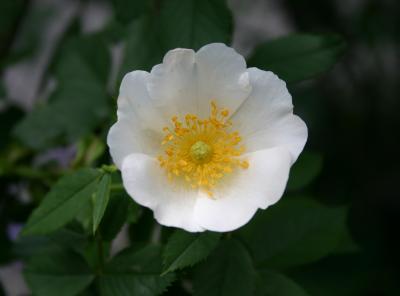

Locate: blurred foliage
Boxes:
[0,0,28,60]
[111,0,152,25]
[13,36,111,149]
[0,0,398,295]
[159,0,233,50]
[24,248,95,296]
[255,270,309,296]
[238,198,350,270]
[286,152,323,191]
[248,34,346,83]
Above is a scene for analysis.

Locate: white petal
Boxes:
[107,71,165,168]
[119,70,166,131]
[245,115,307,164]
[147,48,198,116]
[121,153,204,232]
[194,147,292,232]
[232,68,307,163]
[147,44,251,118]
[195,43,251,117]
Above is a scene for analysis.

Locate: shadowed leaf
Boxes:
[162,230,221,274]
[248,34,346,83]
[22,169,102,235]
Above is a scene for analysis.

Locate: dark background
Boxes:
[1,0,399,295]
[280,0,400,294]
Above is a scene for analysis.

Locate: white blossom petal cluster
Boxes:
[108,43,308,232]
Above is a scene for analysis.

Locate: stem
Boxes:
[110,183,124,191]
[101,164,118,173]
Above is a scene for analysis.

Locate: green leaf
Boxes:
[99,191,133,241]
[7,5,54,64]
[22,168,102,235]
[14,223,89,260]
[287,152,323,191]
[238,198,349,269]
[13,86,108,149]
[126,199,142,224]
[162,230,221,275]
[98,244,175,296]
[255,270,309,296]
[111,0,151,24]
[128,209,156,243]
[333,226,359,254]
[118,16,164,82]
[81,239,111,271]
[13,236,58,259]
[92,173,111,234]
[24,248,94,296]
[49,225,90,252]
[73,136,106,167]
[56,36,111,85]
[13,36,110,150]
[247,34,346,83]
[159,0,233,50]
[75,196,95,233]
[194,240,255,296]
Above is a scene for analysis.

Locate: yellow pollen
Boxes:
[158,101,249,196]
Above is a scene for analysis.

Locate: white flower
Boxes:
[107,43,307,232]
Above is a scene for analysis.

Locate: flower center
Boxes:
[157,101,249,197]
[190,141,213,163]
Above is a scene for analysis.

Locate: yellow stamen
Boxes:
[158,101,249,196]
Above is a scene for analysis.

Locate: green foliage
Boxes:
[118,0,233,86]
[238,198,349,269]
[255,270,309,296]
[0,0,26,58]
[0,1,363,295]
[6,5,54,65]
[14,236,60,260]
[289,254,372,296]
[159,0,233,50]
[92,173,111,234]
[162,230,221,274]
[126,198,142,224]
[22,169,102,235]
[24,248,94,296]
[13,36,111,150]
[194,240,255,296]
[73,136,106,167]
[56,36,111,85]
[111,0,151,25]
[248,34,346,83]
[287,152,323,191]
[118,16,164,81]
[98,244,175,296]
[99,191,133,241]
